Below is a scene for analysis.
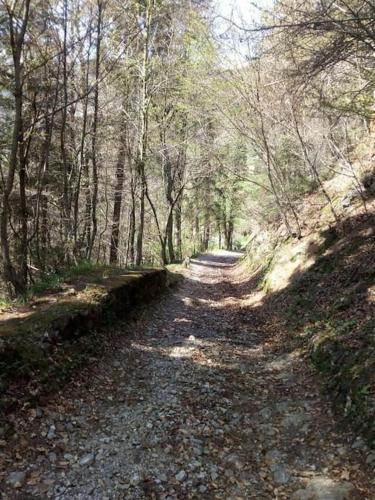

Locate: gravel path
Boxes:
[2,251,374,499]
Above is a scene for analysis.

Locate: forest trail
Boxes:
[2,251,373,499]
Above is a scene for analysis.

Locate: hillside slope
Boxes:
[241,172,375,447]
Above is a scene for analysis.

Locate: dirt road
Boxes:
[2,251,373,499]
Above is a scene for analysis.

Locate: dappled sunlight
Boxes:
[173,317,192,323]
[181,296,212,307]
[208,296,241,308]
[242,290,266,308]
[367,286,375,304]
[0,308,35,323]
[262,235,322,293]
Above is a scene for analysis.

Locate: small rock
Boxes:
[259,407,272,420]
[282,412,310,430]
[6,471,26,488]
[341,190,359,208]
[65,422,74,432]
[47,425,56,440]
[211,471,219,481]
[175,470,187,482]
[79,452,95,466]
[271,464,290,484]
[226,453,244,470]
[352,437,365,450]
[130,473,140,486]
[265,449,282,464]
[291,477,358,500]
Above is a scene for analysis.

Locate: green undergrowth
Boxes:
[28,260,100,295]
[1,261,156,309]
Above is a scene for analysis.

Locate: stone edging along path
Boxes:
[0,269,168,415]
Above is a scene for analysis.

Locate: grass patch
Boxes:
[26,261,112,298]
[0,298,14,310]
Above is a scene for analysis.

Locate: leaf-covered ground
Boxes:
[1,252,374,498]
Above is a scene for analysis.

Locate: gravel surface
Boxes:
[1,251,374,499]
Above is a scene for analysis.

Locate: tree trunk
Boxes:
[135,0,152,266]
[225,218,234,251]
[60,0,71,250]
[18,125,28,289]
[128,182,136,266]
[87,0,103,260]
[0,0,30,294]
[109,124,127,263]
[136,179,145,266]
[160,238,168,266]
[74,18,92,257]
[166,211,174,263]
[175,203,182,261]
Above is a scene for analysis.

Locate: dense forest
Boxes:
[0,0,374,296]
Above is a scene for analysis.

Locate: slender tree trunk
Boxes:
[173,119,186,261]
[135,0,152,266]
[175,203,182,260]
[160,239,168,266]
[60,0,71,251]
[159,118,175,263]
[136,181,145,265]
[88,0,103,260]
[0,1,30,294]
[203,217,210,251]
[194,213,199,253]
[18,123,28,288]
[163,155,175,263]
[34,60,60,268]
[166,212,174,262]
[109,124,127,263]
[74,17,92,256]
[225,217,234,251]
[40,196,48,266]
[128,182,136,266]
